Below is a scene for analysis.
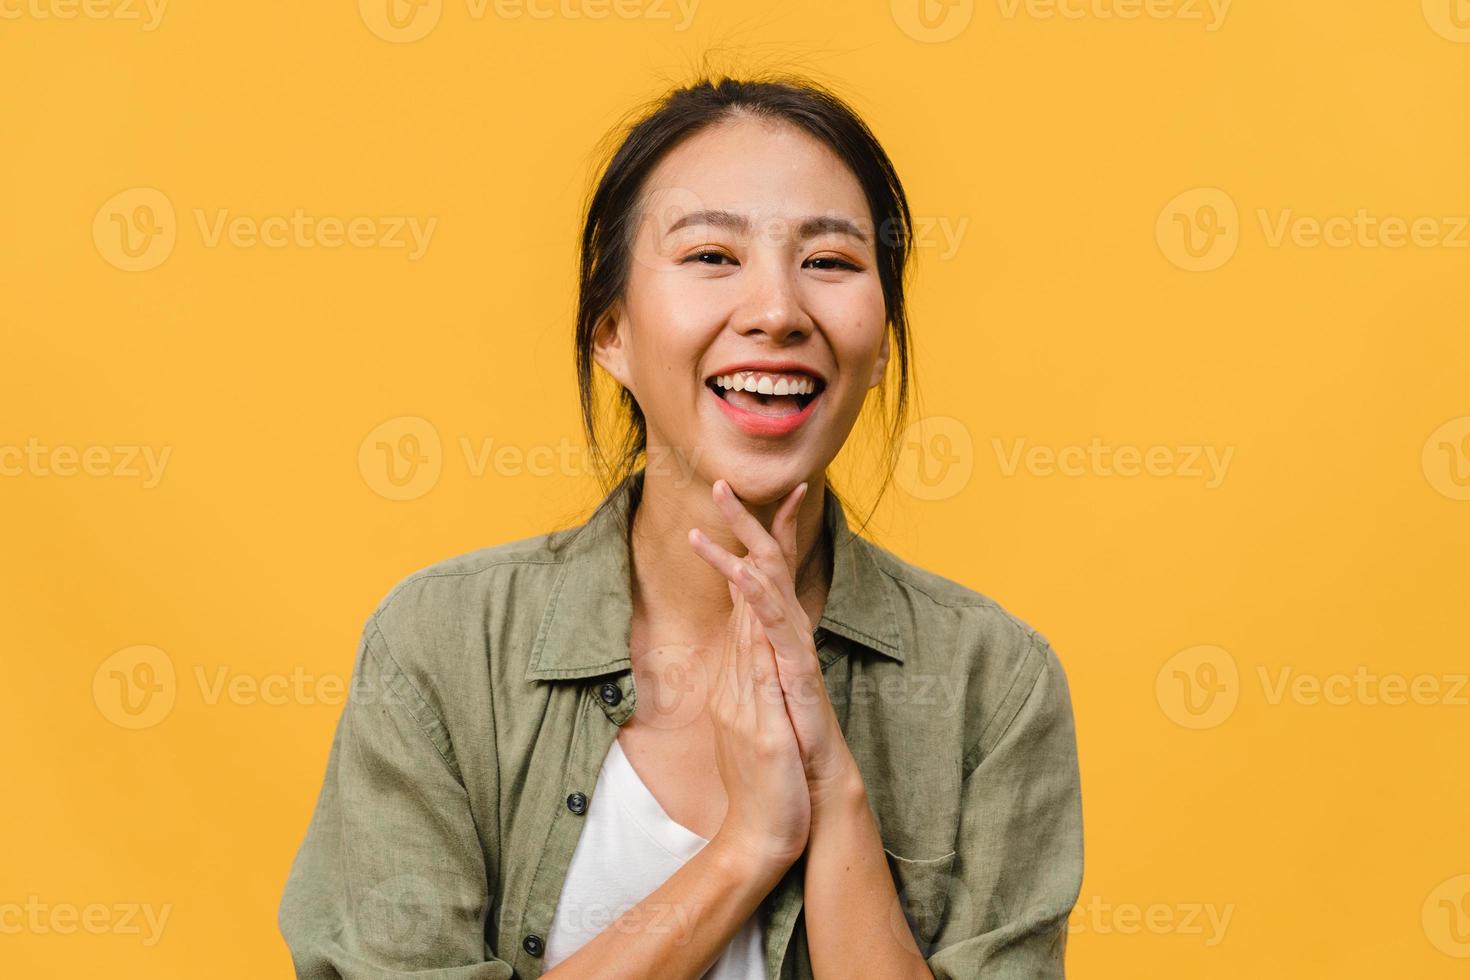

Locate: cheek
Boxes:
[622,281,713,382]
[820,287,887,370]
[631,268,729,333]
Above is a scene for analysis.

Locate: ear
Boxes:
[590,301,635,393]
[867,326,891,388]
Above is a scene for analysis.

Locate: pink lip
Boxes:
[706,359,828,384]
[708,383,822,438]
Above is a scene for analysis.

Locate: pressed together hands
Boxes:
[686,478,860,878]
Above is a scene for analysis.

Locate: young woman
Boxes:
[280,74,1083,980]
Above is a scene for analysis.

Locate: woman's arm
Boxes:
[279,613,514,978]
[925,635,1084,978]
[802,762,937,980]
[801,633,1083,980]
[281,591,805,978]
[549,572,812,978]
[541,835,786,980]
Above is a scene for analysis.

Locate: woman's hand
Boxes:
[704,583,811,874]
[688,479,860,808]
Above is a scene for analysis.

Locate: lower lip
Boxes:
[707,383,822,438]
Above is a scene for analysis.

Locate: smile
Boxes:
[704,369,826,438]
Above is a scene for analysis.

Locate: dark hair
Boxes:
[572,71,920,539]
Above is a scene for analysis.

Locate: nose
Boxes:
[727,250,814,345]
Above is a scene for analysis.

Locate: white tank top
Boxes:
[541,737,767,977]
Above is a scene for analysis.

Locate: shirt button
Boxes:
[567,791,588,815]
[598,681,622,706]
[522,933,544,956]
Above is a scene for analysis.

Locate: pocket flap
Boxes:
[882,846,958,950]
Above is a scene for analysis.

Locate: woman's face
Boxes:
[593,113,890,505]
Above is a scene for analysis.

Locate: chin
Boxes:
[698,456,817,506]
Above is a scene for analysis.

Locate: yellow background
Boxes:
[3,0,1468,976]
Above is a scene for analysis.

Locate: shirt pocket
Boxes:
[882,845,958,953]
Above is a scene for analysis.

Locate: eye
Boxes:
[805,255,862,272]
[682,249,735,266]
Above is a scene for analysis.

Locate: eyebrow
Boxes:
[665,209,871,246]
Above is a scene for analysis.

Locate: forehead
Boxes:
[638,114,871,227]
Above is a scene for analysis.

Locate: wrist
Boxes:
[807,748,866,817]
[802,705,857,782]
[708,829,801,886]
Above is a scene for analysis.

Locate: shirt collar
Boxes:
[526,467,904,682]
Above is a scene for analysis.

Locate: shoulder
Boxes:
[858,537,1072,769]
[371,527,566,623]
[353,525,577,697]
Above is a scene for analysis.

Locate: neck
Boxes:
[627,462,832,649]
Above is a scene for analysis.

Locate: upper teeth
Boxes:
[713,371,819,396]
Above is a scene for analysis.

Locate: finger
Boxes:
[747,611,768,728]
[732,565,815,669]
[713,589,735,714]
[711,479,799,583]
[695,521,815,673]
[748,613,784,725]
[688,525,763,598]
[732,589,753,718]
[691,523,792,624]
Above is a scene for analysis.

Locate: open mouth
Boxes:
[705,372,826,419]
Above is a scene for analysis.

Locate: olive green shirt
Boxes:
[279,467,1083,978]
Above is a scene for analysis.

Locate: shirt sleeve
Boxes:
[278,612,513,979]
[924,635,1084,978]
